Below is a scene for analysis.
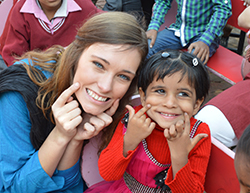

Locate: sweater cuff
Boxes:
[148,21,161,31]
[165,161,195,191]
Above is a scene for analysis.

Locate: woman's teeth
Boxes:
[87,89,107,102]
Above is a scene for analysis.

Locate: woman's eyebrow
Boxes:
[92,55,136,75]
[92,55,110,65]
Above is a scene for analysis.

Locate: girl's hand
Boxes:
[123,104,155,155]
[73,99,119,141]
[164,113,208,178]
[164,113,208,158]
[52,83,82,142]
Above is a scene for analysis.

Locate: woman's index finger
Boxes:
[54,83,80,107]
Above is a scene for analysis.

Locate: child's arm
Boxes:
[164,113,211,192]
[190,0,231,64]
[98,105,155,181]
[238,6,250,29]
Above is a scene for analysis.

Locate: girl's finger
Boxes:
[175,119,184,134]
[169,124,177,137]
[183,112,191,134]
[135,104,151,117]
[126,104,135,121]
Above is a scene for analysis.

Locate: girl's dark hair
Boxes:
[138,49,210,102]
[236,124,250,159]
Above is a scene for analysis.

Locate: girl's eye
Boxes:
[155,89,165,94]
[178,92,189,97]
[94,61,104,69]
[118,74,130,81]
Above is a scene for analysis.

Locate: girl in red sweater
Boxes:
[86,50,211,193]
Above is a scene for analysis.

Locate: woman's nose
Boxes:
[97,74,113,93]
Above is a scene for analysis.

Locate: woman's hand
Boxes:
[73,99,119,141]
[52,83,82,142]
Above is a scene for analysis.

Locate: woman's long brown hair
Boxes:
[18,11,148,151]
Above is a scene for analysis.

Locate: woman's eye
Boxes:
[118,74,130,81]
[94,61,104,69]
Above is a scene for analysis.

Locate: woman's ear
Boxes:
[138,87,146,107]
[193,97,204,116]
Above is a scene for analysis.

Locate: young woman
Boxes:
[0,12,148,192]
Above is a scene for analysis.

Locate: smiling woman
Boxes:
[73,43,141,116]
[0,12,148,192]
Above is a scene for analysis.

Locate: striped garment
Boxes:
[148,0,232,46]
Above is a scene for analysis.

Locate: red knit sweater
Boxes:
[98,106,211,193]
[1,0,102,66]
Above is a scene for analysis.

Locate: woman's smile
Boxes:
[86,88,109,102]
[73,43,141,115]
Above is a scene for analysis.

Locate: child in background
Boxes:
[234,124,250,193]
[194,4,250,149]
[86,50,211,193]
[0,0,102,67]
[146,0,232,64]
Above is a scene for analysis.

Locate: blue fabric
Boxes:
[147,28,220,60]
[147,0,231,59]
[0,59,85,192]
[148,0,232,46]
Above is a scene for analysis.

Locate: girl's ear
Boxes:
[138,87,146,107]
[193,97,204,116]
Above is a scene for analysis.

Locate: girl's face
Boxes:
[234,153,250,193]
[73,43,141,115]
[139,71,203,129]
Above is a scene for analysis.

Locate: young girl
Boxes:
[0,12,148,192]
[234,124,250,193]
[86,50,211,193]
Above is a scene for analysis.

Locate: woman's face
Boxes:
[73,43,141,115]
